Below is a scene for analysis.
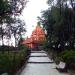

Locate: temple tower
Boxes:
[22,22,46,50]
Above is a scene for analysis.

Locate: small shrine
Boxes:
[22,22,46,50]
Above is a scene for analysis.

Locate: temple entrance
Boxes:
[33,43,44,51]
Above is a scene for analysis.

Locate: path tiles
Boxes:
[20,50,69,75]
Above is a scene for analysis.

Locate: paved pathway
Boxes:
[20,50,69,75]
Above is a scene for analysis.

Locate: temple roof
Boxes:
[31,25,45,36]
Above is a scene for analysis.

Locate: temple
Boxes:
[22,22,46,50]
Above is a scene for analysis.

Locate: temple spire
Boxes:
[37,22,40,26]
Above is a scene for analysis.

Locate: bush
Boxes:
[0,45,30,75]
[59,50,75,69]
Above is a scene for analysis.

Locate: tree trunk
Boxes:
[1,24,4,46]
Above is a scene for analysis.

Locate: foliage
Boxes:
[0,45,29,74]
[0,0,11,23]
[0,0,27,46]
[19,43,28,50]
[11,18,26,46]
[10,0,28,15]
[58,50,75,69]
[38,0,75,69]
[39,0,75,50]
[0,0,28,74]
[60,50,75,63]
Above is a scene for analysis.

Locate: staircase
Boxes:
[20,50,69,75]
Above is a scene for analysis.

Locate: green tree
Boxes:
[0,0,27,46]
[39,0,75,51]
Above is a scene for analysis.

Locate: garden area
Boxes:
[0,0,30,74]
[0,45,30,75]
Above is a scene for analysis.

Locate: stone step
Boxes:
[30,53,47,57]
[30,56,48,57]
[28,57,54,63]
[31,51,45,53]
[27,62,54,64]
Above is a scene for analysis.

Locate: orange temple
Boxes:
[22,23,46,50]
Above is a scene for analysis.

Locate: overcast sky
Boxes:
[21,0,48,37]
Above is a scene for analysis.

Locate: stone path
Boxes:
[20,50,69,75]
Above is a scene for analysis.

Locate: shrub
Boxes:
[59,50,75,69]
[0,45,30,74]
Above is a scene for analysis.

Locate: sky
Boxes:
[21,0,48,37]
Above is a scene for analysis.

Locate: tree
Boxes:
[0,0,12,45]
[11,18,26,47]
[39,0,75,51]
[10,0,28,15]
[38,0,75,69]
[0,0,27,46]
